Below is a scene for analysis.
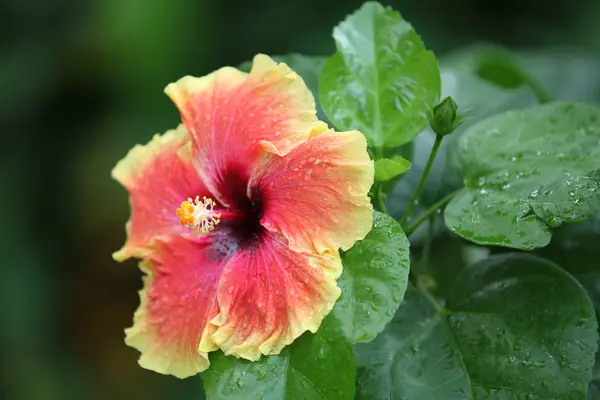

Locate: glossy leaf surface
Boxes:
[334,211,410,343]
[319,1,440,148]
[203,313,355,400]
[445,102,600,249]
[356,254,597,399]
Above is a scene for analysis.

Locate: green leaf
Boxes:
[446,254,596,398]
[374,156,411,182]
[517,50,600,104]
[239,54,329,122]
[333,211,410,343]
[539,212,600,311]
[319,1,440,148]
[356,253,598,400]
[440,45,600,105]
[445,101,600,250]
[356,285,470,399]
[202,311,355,399]
[443,44,551,103]
[537,213,600,391]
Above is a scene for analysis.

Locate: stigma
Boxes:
[176,196,222,234]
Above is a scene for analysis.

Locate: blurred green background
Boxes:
[1,0,599,399]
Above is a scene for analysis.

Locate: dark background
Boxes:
[2,0,599,399]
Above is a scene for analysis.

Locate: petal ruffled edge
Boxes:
[111,124,209,262]
[208,232,342,361]
[163,54,323,208]
[111,124,189,190]
[165,54,320,158]
[124,232,343,376]
[124,260,211,379]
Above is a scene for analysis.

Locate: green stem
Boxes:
[405,188,461,236]
[421,217,435,271]
[372,145,389,215]
[400,134,444,227]
[375,184,389,215]
[416,276,447,315]
[517,69,552,104]
[527,80,552,104]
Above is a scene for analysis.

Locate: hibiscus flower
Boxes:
[112,54,374,378]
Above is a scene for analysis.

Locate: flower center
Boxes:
[176,196,222,234]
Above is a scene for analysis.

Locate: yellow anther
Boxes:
[176,196,222,234]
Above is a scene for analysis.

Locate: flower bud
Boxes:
[429,96,462,136]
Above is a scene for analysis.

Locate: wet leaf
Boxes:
[356,286,470,400]
[202,312,355,400]
[445,101,600,249]
[537,212,600,393]
[356,254,598,399]
[374,156,411,182]
[333,211,410,343]
[319,1,440,148]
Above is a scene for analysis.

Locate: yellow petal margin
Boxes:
[125,261,211,379]
[164,54,320,161]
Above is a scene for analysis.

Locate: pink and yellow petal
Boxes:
[112,124,188,189]
[111,125,210,261]
[209,232,342,360]
[124,237,227,378]
[124,261,210,379]
[255,130,374,254]
[125,230,340,375]
[164,54,321,206]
